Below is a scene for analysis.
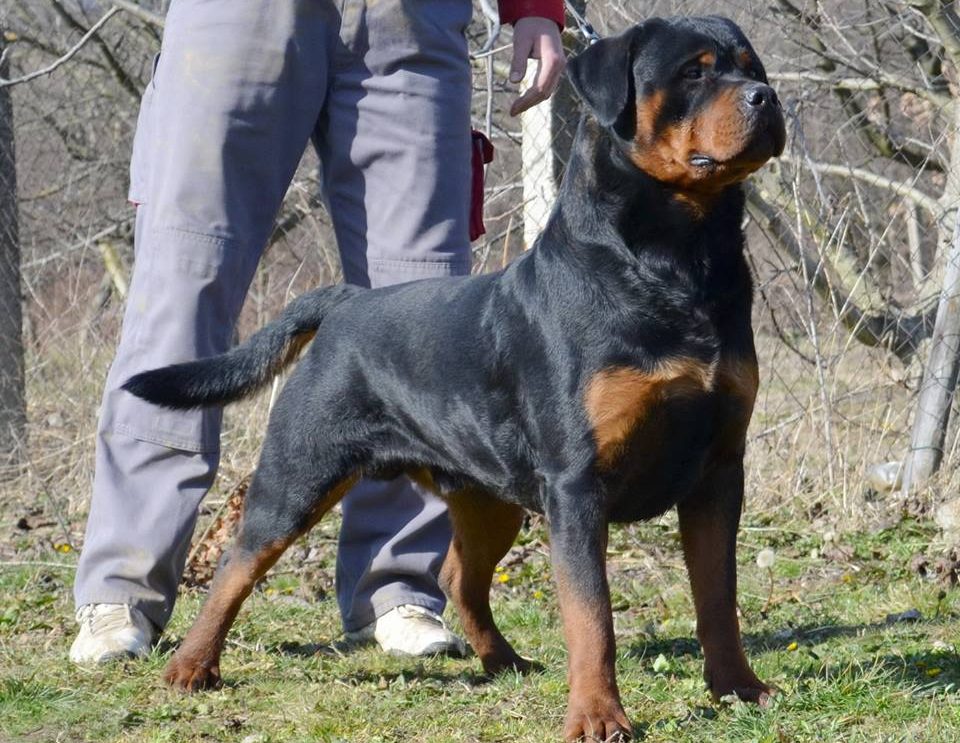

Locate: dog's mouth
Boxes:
[690,154,716,168]
[687,148,766,176]
[689,115,786,176]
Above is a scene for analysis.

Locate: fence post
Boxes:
[0,27,27,470]
[901,215,960,496]
[521,0,589,249]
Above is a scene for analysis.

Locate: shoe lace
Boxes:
[395,604,447,628]
[76,604,136,635]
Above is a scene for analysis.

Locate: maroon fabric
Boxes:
[469,130,495,242]
[499,0,565,28]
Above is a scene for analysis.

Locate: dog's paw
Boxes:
[563,697,632,742]
[163,654,222,692]
[481,650,541,676]
[716,684,775,707]
[707,666,774,706]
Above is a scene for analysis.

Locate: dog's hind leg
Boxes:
[439,490,529,675]
[163,452,358,691]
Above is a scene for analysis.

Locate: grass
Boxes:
[0,513,957,743]
[3,298,958,742]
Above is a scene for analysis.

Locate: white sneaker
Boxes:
[69,604,157,664]
[345,604,467,657]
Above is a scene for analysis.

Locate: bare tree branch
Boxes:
[111,0,165,27]
[48,0,141,101]
[9,31,110,75]
[267,192,325,249]
[22,222,127,270]
[901,216,960,494]
[0,7,121,88]
[782,154,944,217]
[746,182,937,362]
[774,0,952,174]
[908,0,960,67]
[769,70,950,106]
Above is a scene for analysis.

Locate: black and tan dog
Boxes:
[126,16,786,741]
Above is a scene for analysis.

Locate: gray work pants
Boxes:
[74,0,473,632]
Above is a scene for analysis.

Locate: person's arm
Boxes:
[498,1,567,116]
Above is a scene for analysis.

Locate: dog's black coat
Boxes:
[126,16,785,740]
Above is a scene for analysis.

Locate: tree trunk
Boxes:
[0,27,26,468]
[901,216,960,496]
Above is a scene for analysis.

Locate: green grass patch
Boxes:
[0,518,957,742]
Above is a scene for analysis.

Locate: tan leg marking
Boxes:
[678,499,771,705]
[709,353,760,459]
[439,490,528,674]
[554,564,632,742]
[164,474,357,691]
[716,354,759,411]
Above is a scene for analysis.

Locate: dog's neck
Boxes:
[544,117,746,264]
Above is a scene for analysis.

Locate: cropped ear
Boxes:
[567,25,644,133]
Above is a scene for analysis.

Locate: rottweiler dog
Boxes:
[125,16,785,741]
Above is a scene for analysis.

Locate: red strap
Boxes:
[470,130,495,242]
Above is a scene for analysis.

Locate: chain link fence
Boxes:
[2,0,959,549]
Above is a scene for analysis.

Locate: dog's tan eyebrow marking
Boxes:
[736,48,756,70]
[678,49,716,71]
[698,51,717,67]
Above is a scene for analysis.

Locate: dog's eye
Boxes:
[683,65,704,81]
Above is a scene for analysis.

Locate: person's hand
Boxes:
[509,17,566,117]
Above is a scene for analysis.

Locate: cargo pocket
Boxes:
[128,52,161,206]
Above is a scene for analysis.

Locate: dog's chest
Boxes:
[583,353,758,508]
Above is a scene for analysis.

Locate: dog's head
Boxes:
[568,17,786,198]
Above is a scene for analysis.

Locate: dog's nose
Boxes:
[744,84,778,109]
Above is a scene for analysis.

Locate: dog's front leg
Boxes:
[546,478,631,742]
[677,463,772,705]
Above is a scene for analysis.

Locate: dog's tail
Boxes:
[123,284,360,410]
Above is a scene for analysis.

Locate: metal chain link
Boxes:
[564,0,600,44]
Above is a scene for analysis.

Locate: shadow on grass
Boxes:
[743,615,956,653]
[154,638,178,657]
[782,646,960,693]
[628,613,959,657]
[273,640,356,658]
[274,638,543,667]
[153,635,542,692]
[626,615,960,694]
[336,668,497,687]
[871,650,960,692]
[626,635,702,662]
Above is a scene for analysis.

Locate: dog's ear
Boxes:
[567,25,645,134]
